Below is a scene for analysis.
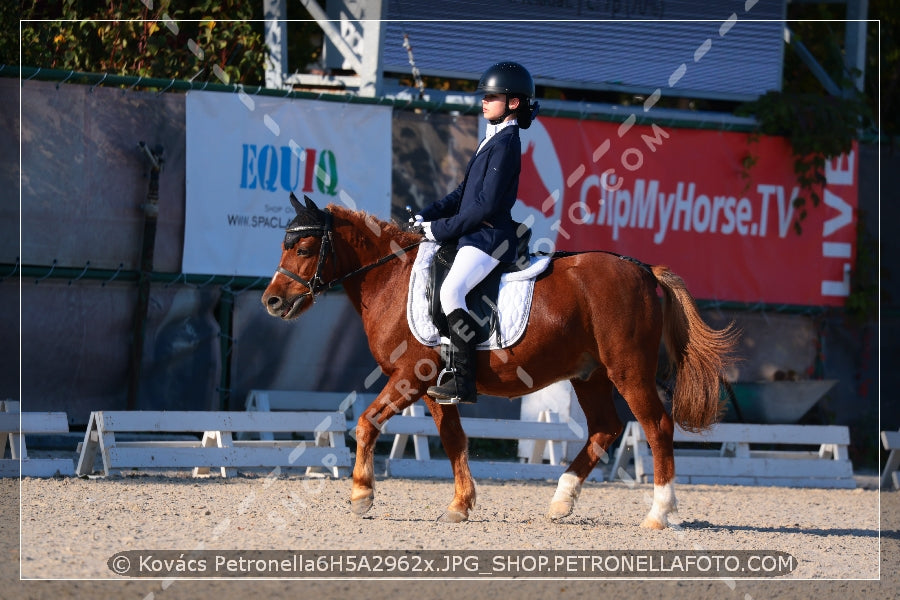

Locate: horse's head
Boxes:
[261,193,334,320]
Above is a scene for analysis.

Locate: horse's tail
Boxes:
[652,265,739,432]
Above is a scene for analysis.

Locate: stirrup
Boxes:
[429,367,462,405]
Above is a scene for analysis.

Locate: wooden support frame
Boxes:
[881,429,900,490]
[610,421,855,489]
[382,402,602,482]
[0,401,74,477]
[75,410,350,478]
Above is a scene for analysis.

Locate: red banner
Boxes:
[515,116,858,306]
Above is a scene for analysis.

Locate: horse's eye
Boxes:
[296,247,311,257]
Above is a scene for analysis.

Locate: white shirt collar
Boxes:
[478,119,518,153]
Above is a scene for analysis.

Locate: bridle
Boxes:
[275,208,422,303]
[275,210,336,304]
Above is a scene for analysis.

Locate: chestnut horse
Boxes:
[262,194,737,529]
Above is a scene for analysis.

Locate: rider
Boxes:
[413,61,540,404]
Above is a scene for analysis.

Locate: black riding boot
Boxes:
[427,308,478,404]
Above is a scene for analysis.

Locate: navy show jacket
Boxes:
[419,125,521,263]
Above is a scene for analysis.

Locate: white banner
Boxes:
[184,91,392,275]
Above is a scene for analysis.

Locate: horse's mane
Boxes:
[327,203,423,248]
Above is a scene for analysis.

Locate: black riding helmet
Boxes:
[477,61,535,99]
[477,61,540,128]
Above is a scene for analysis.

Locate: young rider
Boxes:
[413,61,539,404]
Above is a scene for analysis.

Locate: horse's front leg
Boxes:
[420,395,476,523]
[350,376,418,516]
[350,408,380,516]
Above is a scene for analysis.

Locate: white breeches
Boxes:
[440,245,501,315]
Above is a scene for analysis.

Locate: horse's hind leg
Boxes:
[618,376,679,530]
[548,376,623,520]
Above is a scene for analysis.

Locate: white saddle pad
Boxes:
[406,242,550,350]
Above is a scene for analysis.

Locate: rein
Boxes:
[276,209,422,302]
[329,241,423,291]
[276,210,647,305]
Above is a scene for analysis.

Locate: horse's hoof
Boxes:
[640,516,666,530]
[547,501,573,520]
[437,510,468,523]
[350,496,374,516]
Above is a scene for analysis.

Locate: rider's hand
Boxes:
[409,214,424,228]
[422,222,436,242]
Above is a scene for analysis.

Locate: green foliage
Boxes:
[0,4,20,62]
[9,0,267,85]
[736,90,876,318]
[733,12,884,319]
[736,90,871,234]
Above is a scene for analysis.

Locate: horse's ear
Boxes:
[304,195,319,212]
[289,192,304,215]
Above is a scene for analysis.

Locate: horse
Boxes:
[261,193,738,529]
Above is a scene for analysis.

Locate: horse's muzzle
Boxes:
[262,292,307,320]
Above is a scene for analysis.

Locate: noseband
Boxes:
[276,210,335,303]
